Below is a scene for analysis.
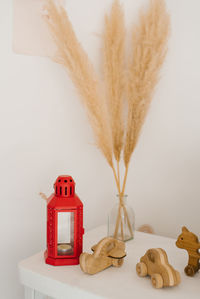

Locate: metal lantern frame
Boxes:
[45,175,84,266]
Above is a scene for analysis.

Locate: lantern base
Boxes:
[44,251,80,266]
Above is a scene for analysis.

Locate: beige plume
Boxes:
[44,0,113,167]
[103,0,125,164]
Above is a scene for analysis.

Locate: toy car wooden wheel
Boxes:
[112,258,124,267]
[136,262,147,277]
[184,265,195,277]
[151,273,163,289]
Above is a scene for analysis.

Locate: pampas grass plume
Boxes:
[124,0,170,169]
[44,0,114,168]
[103,0,125,163]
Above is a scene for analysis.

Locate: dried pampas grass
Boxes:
[43,0,170,240]
[103,0,125,166]
[44,0,113,168]
[122,0,170,194]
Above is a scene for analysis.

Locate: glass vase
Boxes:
[108,195,135,242]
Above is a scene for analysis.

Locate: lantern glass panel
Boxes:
[57,211,74,256]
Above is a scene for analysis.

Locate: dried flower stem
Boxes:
[112,167,125,239]
[117,161,121,189]
[44,0,170,242]
[121,165,129,196]
[103,0,130,240]
[114,205,122,238]
[115,0,170,239]
[120,217,124,240]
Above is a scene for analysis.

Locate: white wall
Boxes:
[1,0,200,298]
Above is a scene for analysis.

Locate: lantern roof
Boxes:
[46,175,82,209]
[54,175,75,198]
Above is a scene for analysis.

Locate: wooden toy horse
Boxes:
[176,226,200,276]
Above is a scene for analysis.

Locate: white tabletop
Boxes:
[18,225,200,299]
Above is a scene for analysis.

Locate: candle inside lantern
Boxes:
[57,211,74,256]
[57,243,73,255]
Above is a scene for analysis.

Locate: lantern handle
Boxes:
[39,192,48,201]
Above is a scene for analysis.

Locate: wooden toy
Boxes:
[136,248,181,288]
[176,226,200,276]
[80,237,126,275]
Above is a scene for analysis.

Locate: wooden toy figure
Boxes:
[176,226,200,276]
[136,248,181,288]
[80,237,126,274]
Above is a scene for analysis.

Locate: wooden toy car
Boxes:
[176,226,200,276]
[136,248,181,288]
[80,237,126,274]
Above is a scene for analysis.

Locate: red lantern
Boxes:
[45,175,84,266]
